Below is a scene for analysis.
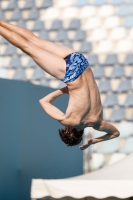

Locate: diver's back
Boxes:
[64,66,103,125]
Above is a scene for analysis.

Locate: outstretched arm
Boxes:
[39,87,68,121]
[79,120,120,150]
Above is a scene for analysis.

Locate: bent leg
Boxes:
[0,26,66,79]
[0,20,75,58]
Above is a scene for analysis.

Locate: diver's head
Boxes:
[58,126,84,146]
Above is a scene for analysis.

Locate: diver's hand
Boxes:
[79,139,93,150]
[60,86,69,94]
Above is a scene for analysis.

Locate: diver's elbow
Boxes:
[115,131,120,137]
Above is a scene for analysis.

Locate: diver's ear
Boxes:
[66,127,69,132]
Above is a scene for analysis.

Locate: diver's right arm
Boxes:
[39,87,68,121]
[39,87,68,103]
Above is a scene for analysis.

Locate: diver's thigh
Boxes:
[31,37,76,58]
[29,45,66,80]
[0,20,76,58]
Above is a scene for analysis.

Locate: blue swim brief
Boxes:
[61,52,89,83]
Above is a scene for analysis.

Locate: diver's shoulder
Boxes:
[59,115,80,127]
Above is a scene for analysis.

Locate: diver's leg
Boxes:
[0,26,66,79]
[0,20,75,58]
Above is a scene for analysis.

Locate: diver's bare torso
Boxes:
[60,66,103,129]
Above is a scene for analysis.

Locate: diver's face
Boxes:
[65,126,73,133]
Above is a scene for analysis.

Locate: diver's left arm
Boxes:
[92,120,120,144]
[39,87,68,121]
[79,120,120,150]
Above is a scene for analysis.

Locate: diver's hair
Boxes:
[58,128,84,146]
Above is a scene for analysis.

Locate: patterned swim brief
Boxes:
[61,52,89,83]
